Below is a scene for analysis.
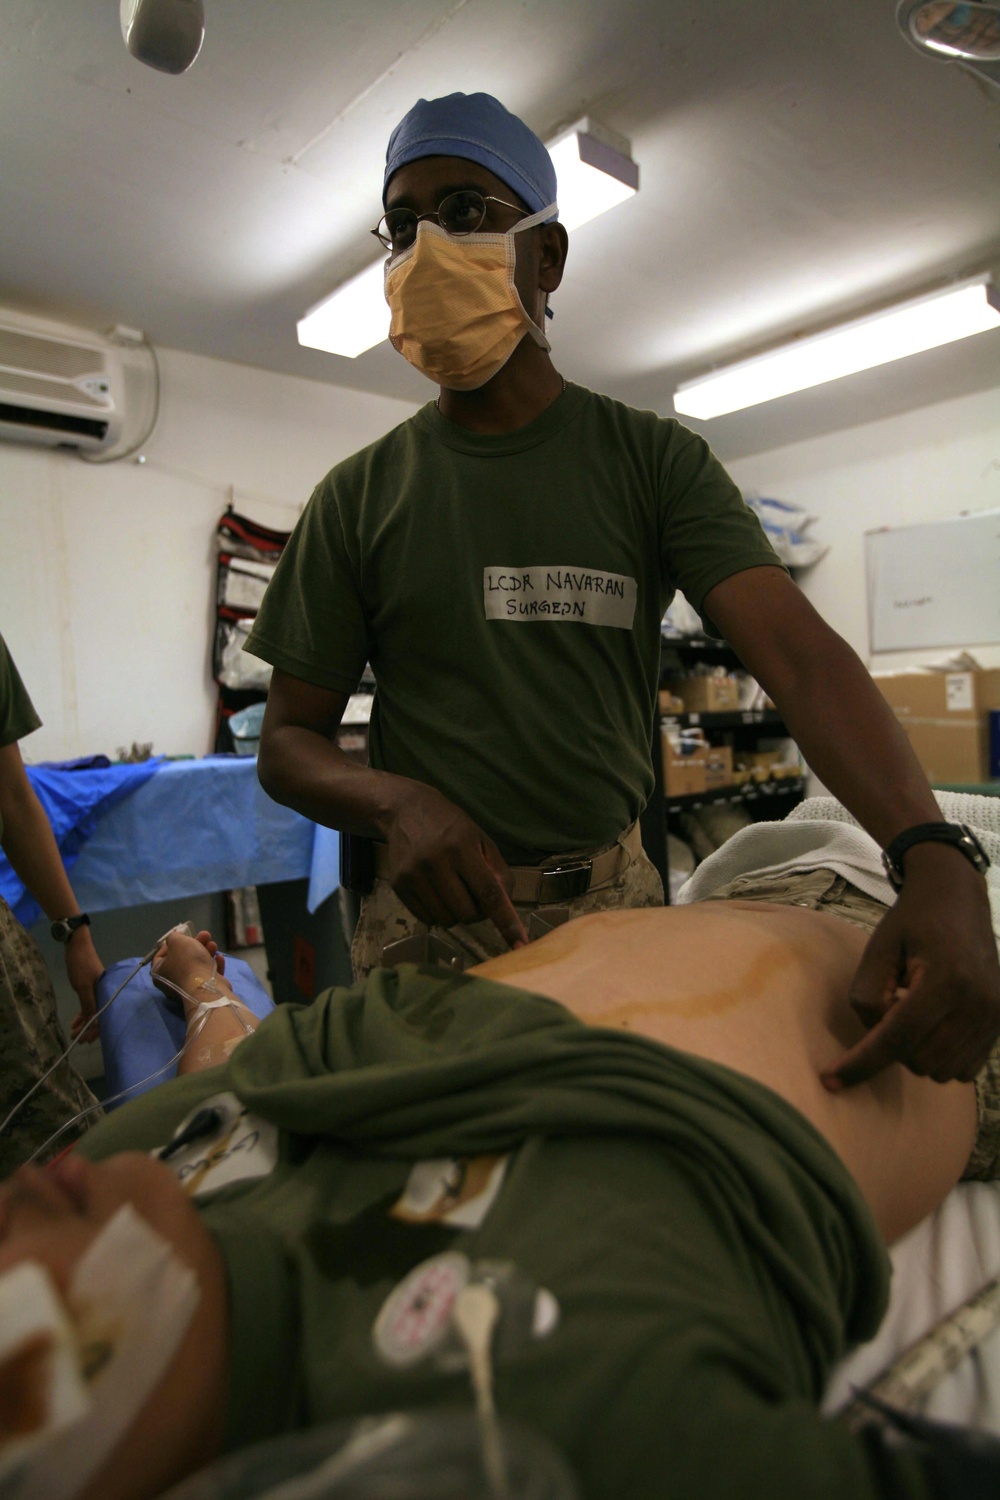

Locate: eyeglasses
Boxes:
[371,190,528,253]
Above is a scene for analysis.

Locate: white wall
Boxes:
[0,348,418,762]
[725,383,1000,673]
[6,360,996,765]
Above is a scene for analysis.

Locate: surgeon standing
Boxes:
[248,91,1000,1090]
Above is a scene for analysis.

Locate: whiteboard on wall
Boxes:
[866,511,1000,653]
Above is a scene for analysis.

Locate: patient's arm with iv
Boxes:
[152,930,260,1075]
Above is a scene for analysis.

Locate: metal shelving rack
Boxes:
[638,637,807,900]
[664,777,806,818]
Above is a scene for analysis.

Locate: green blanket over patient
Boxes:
[80,965,930,1500]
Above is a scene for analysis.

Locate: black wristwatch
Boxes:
[882,823,990,891]
[50,913,91,943]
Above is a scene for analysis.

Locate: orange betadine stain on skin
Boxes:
[482,907,673,975]
[476,906,802,1028]
[583,942,796,1026]
[478,915,596,977]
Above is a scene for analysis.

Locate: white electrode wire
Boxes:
[0,925,189,1144]
[453,1283,508,1500]
[24,1001,210,1165]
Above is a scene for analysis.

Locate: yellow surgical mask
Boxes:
[383,201,558,391]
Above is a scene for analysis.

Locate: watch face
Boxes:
[50,915,88,942]
[959,825,991,872]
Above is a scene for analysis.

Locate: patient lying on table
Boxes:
[1,892,997,1500]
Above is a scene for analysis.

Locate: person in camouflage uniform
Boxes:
[247,91,1000,1102]
[352,822,664,976]
[0,630,103,1175]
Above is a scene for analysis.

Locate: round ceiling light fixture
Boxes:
[120,0,205,75]
[897,1,1000,85]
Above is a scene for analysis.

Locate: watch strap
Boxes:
[882,822,990,891]
[50,913,91,942]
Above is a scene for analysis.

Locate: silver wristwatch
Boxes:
[50,913,91,943]
[881,822,990,892]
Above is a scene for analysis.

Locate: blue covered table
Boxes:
[43,757,340,915]
[0,758,346,1089]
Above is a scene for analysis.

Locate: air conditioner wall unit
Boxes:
[0,308,127,453]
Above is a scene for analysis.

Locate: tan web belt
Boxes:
[372,821,641,907]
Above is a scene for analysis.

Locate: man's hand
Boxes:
[384,784,528,949]
[65,925,105,1043]
[823,845,1000,1089]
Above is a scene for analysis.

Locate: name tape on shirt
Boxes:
[484,567,637,628]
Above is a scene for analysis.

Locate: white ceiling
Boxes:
[1,0,998,461]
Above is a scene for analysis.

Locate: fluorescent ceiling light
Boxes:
[297,257,388,358]
[673,277,1000,421]
[545,119,639,233]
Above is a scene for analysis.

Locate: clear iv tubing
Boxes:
[22,971,252,1167]
[0,922,199,1148]
[23,976,207,1165]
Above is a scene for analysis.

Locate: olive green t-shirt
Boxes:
[78,969,926,1500]
[0,631,41,841]
[246,384,782,857]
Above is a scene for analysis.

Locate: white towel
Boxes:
[676,792,1000,947]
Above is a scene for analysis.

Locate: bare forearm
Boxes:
[180,1008,258,1074]
[761,628,940,847]
[0,780,84,919]
[173,967,259,1076]
[257,723,418,839]
[257,671,527,943]
[704,569,940,849]
[704,570,1000,1089]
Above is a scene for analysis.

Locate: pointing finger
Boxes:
[472,870,528,948]
[822,1003,933,1091]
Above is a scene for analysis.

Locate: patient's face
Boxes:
[0,1152,207,1292]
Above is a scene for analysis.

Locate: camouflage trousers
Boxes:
[0,896,102,1177]
[351,831,665,981]
[702,865,1000,1183]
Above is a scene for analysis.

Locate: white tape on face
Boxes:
[0,1204,199,1500]
[0,1263,90,1480]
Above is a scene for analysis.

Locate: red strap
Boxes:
[45,1142,77,1172]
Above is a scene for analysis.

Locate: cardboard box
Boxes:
[874,670,1000,784]
[661,732,707,796]
[739,750,784,771]
[658,689,686,716]
[704,745,734,788]
[663,675,740,714]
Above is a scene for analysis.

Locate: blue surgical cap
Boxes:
[383,92,557,217]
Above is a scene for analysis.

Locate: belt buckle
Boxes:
[537,860,592,903]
